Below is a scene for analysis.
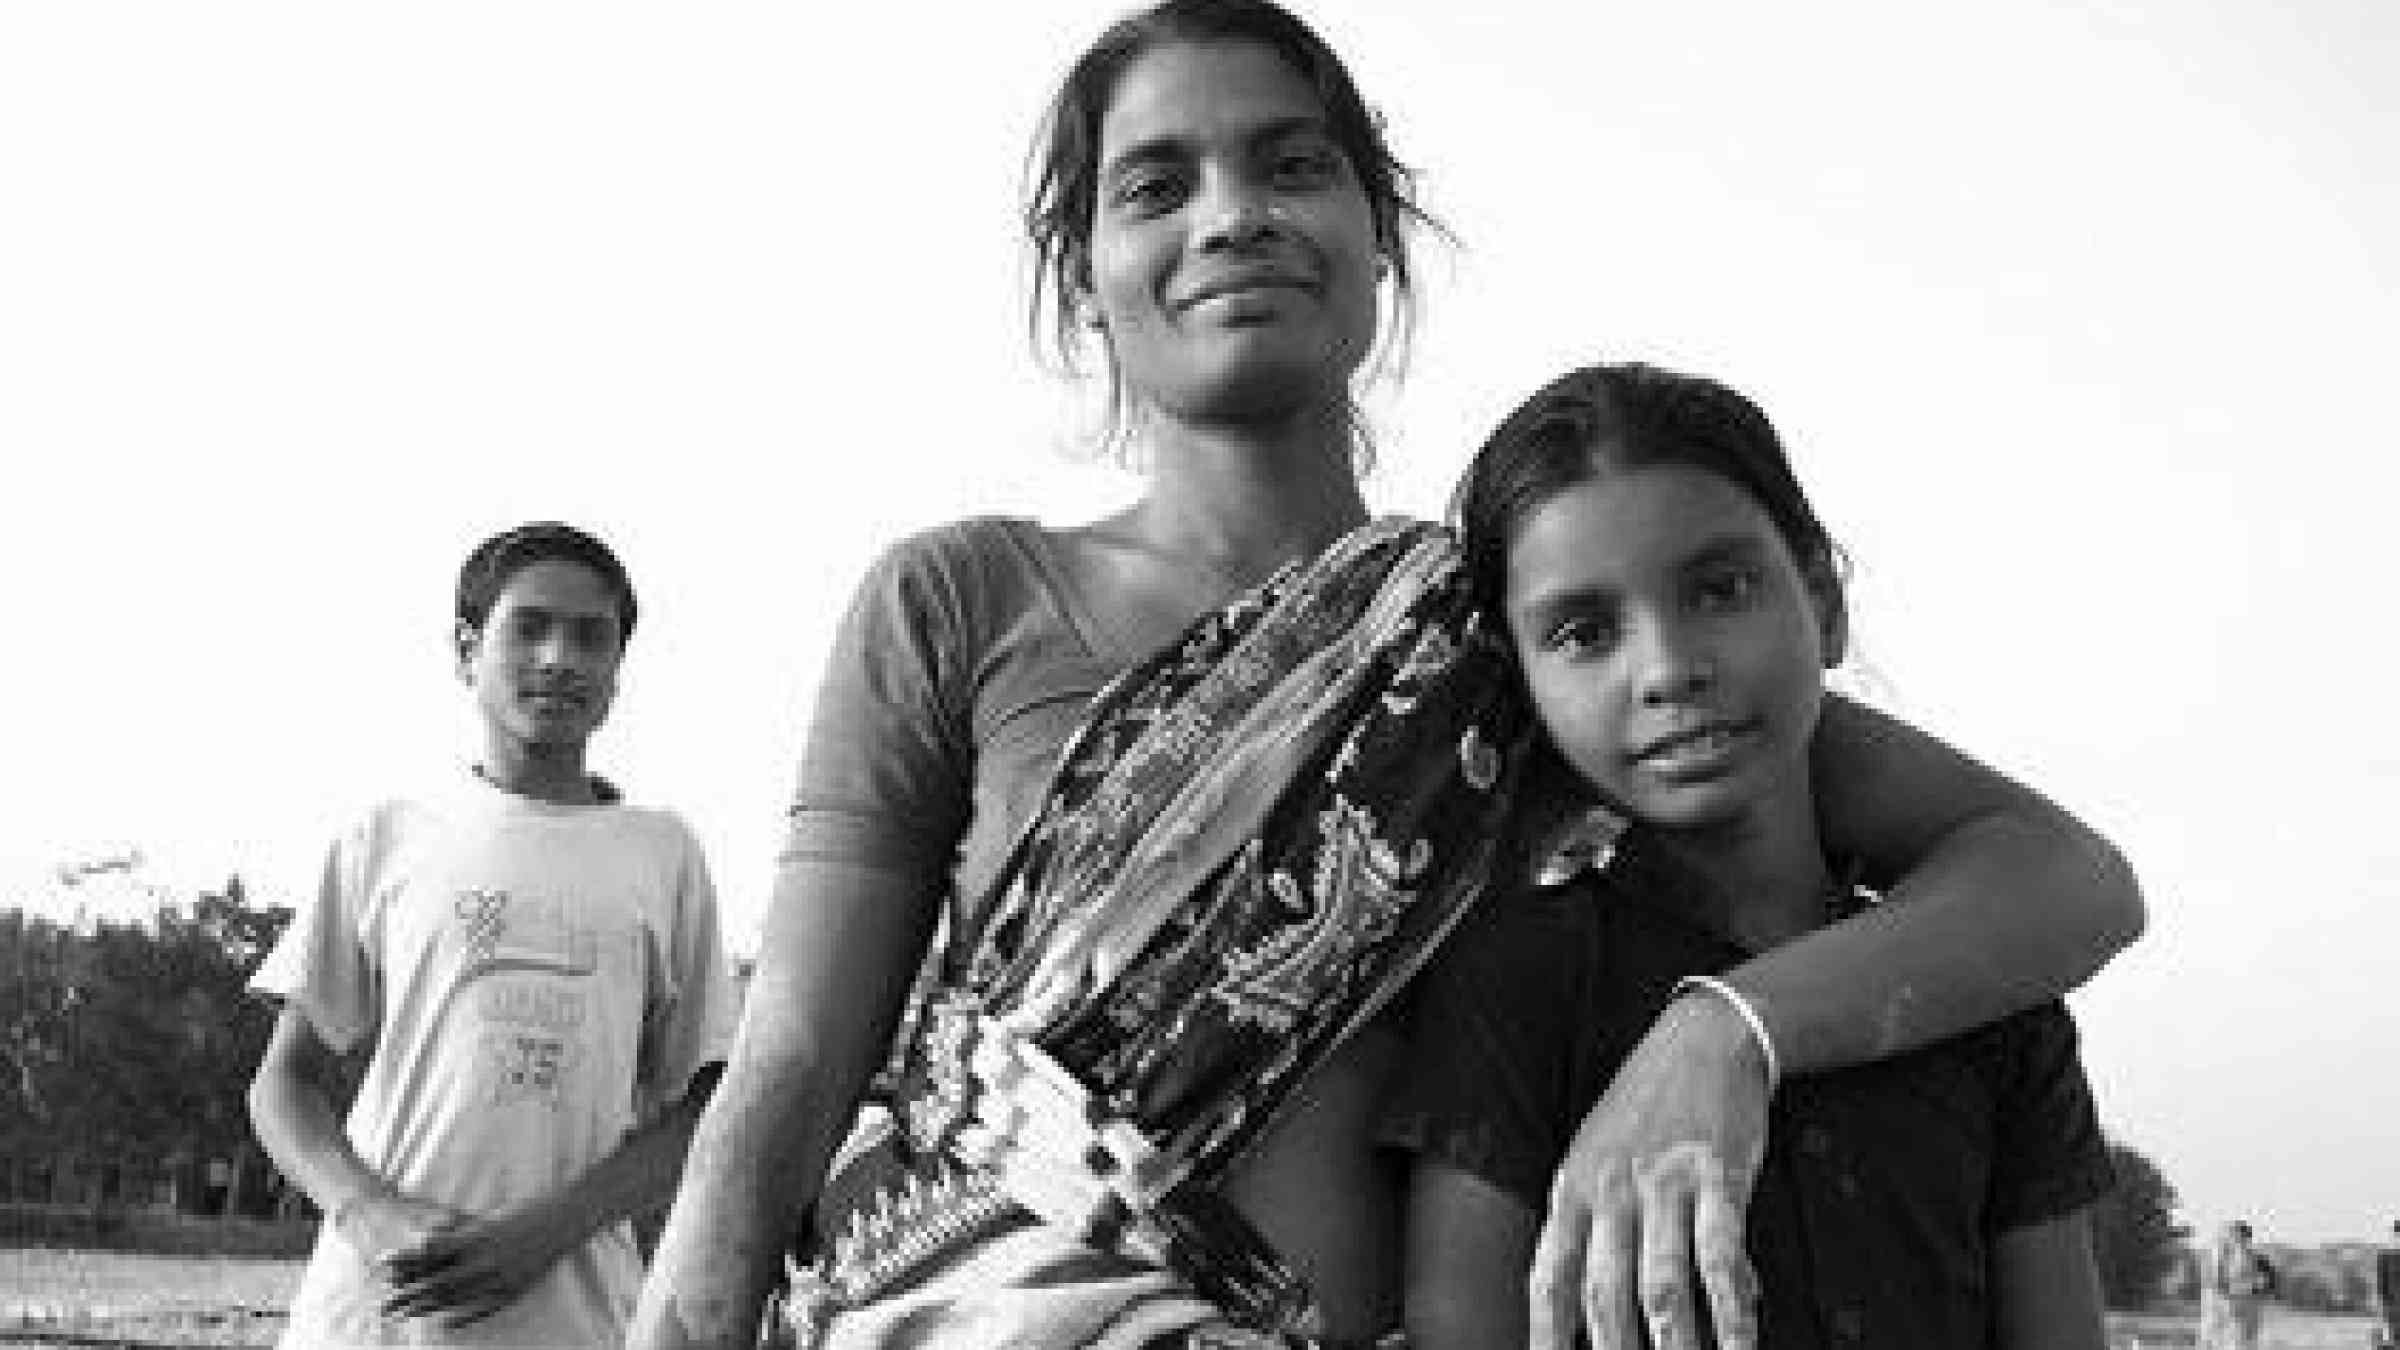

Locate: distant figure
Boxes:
[246,523,740,1348]
[2196,1219,2275,1350]
[2375,1218,2399,1349]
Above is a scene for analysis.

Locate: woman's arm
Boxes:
[626,859,939,1350]
[1992,1211,2109,1350]
[1528,696,2142,1350]
[1762,693,2144,1069]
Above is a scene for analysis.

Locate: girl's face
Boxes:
[1080,39,1380,427]
[1505,463,1834,834]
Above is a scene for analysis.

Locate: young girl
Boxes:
[1387,363,2116,1350]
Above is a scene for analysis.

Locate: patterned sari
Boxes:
[776,519,1533,1349]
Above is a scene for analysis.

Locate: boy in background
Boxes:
[249,522,737,1347]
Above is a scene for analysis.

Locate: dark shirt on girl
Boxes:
[1378,836,2115,1349]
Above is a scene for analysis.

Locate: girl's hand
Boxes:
[1528,990,1769,1350]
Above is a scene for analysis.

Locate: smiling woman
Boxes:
[626,3,2142,1349]
[629,4,1453,1341]
[1076,40,1381,431]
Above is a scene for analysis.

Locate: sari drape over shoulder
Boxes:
[779,519,1533,1349]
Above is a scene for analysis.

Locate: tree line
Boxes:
[0,878,294,1220]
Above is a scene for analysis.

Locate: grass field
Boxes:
[2109,1307,2386,1349]
[0,1250,296,1348]
[0,1249,2388,1348]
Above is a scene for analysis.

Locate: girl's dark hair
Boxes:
[1451,363,1846,645]
[1024,0,1428,381]
[456,521,638,639]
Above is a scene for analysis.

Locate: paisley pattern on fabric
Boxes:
[781,519,1532,1348]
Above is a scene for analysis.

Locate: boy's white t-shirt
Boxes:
[251,771,739,1348]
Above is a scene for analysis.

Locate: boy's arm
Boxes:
[378,1065,724,1326]
[1405,1161,1540,1350]
[247,1006,467,1266]
[1991,1210,2109,1350]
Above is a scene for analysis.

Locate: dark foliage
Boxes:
[0,878,293,1217]
[2091,1135,2190,1309]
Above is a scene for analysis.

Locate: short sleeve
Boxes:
[638,821,741,1114]
[782,528,978,887]
[248,819,379,1056]
[1984,1001,2116,1233]
[1377,895,1587,1212]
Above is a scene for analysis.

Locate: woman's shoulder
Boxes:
[873,514,1050,573]
[840,515,1063,617]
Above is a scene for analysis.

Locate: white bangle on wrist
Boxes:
[1674,974,1782,1092]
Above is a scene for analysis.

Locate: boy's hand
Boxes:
[379,1202,581,1326]
[335,1189,471,1272]
[1529,991,1767,1350]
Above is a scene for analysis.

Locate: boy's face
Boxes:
[455,560,625,752]
[1504,463,1832,833]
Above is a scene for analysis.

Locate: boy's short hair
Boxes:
[456,522,639,639]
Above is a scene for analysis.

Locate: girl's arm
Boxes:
[1528,696,2142,1350]
[626,859,939,1350]
[1992,1211,2109,1350]
[1404,1162,1540,1350]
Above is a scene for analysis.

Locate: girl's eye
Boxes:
[1690,565,1764,614]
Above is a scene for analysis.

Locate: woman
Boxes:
[630,3,2142,1347]
[2198,1220,2274,1350]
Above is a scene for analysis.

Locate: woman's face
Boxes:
[1505,463,1832,833]
[1080,39,1381,428]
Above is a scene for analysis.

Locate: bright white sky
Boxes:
[2,1,2391,1245]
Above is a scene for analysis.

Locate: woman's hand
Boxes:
[1529,989,1769,1350]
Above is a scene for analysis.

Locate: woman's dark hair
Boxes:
[1024,0,1428,382]
[1451,363,1846,652]
[455,521,638,640]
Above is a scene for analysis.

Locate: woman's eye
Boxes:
[1692,566,1763,613]
[1113,171,1187,214]
[1271,147,1339,186]
[1544,615,1618,657]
